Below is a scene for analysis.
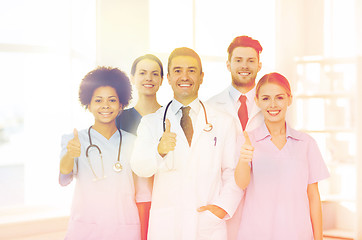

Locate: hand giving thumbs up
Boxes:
[66,128,81,159]
[157,119,177,157]
[239,131,254,163]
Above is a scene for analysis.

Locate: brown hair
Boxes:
[227,36,263,61]
[167,47,202,74]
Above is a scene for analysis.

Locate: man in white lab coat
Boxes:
[131,47,242,240]
[207,35,265,240]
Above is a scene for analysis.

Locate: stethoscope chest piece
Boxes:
[203,123,213,132]
[113,162,122,172]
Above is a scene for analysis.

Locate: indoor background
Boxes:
[0,0,361,239]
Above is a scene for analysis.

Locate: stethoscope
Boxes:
[162,100,213,132]
[85,126,122,181]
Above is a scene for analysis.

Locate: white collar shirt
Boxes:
[228,85,256,118]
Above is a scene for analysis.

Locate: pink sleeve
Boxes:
[307,136,330,184]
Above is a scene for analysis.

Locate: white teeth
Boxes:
[239,72,249,76]
[179,84,191,87]
[268,111,280,115]
[143,84,154,88]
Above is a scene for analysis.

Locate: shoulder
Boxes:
[142,106,164,121]
[206,88,229,104]
[287,125,315,142]
[205,102,233,120]
[121,129,136,143]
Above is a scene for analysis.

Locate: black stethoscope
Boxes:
[85,126,122,181]
[162,100,213,132]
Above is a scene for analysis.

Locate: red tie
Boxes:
[238,95,248,131]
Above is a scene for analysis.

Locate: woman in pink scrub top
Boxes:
[235,72,329,240]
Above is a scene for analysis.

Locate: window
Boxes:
[0,0,96,218]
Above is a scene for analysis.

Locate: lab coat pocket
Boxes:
[197,210,227,240]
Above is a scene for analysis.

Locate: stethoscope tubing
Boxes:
[162,100,213,132]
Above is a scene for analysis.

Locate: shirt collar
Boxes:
[254,121,302,142]
[228,85,256,104]
[171,98,201,115]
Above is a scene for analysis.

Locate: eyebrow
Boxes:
[260,93,287,97]
[94,95,117,98]
[234,57,257,60]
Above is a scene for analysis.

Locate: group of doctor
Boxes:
[59,35,329,240]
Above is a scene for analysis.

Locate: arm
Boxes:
[307,182,323,240]
[131,117,176,177]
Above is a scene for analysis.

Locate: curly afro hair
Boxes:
[79,66,132,108]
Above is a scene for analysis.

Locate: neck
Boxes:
[92,121,118,140]
[264,120,286,137]
[134,94,161,116]
[232,82,255,94]
[175,96,197,106]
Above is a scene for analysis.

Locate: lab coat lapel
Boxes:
[167,107,189,146]
[190,107,207,146]
[245,102,262,131]
[216,90,243,133]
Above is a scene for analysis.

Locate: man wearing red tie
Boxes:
[207,35,264,240]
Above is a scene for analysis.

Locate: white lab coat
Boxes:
[207,87,263,133]
[207,87,264,240]
[131,100,242,240]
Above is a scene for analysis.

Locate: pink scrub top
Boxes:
[237,123,330,240]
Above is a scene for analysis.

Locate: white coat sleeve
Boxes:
[131,115,164,177]
[212,117,243,219]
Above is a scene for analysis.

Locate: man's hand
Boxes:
[157,119,177,157]
[197,205,227,219]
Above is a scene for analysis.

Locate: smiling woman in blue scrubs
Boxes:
[59,67,151,240]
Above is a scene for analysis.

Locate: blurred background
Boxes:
[0,0,361,239]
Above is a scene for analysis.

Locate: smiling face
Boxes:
[227,47,262,93]
[132,58,163,97]
[255,83,292,125]
[88,86,123,127]
[167,55,204,105]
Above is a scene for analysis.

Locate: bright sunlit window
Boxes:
[0,0,96,219]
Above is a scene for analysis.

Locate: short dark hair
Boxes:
[256,72,291,97]
[131,54,164,78]
[227,36,263,61]
[167,47,202,74]
[79,66,132,108]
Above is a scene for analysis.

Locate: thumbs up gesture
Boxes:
[157,119,177,157]
[239,131,254,163]
[66,129,81,159]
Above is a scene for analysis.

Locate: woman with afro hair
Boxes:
[59,66,151,240]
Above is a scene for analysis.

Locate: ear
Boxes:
[288,95,293,107]
[226,60,231,72]
[254,96,260,108]
[130,75,135,85]
[160,77,164,86]
[257,61,262,73]
[200,72,204,85]
[167,73,171,85]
